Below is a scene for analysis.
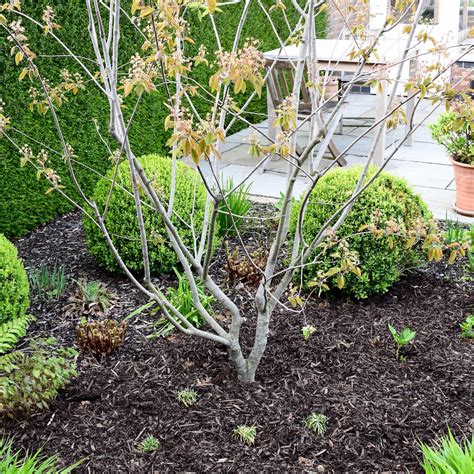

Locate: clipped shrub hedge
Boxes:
[0,235,29,325]
[83,154,214,274]
[0,1,325,239]
[290,167,434,299]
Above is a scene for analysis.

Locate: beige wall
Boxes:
[326,0,369,39]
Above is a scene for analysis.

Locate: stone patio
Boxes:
[208,94,473,224]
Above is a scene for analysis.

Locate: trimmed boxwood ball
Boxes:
[290,166,434,299]
[0,234,29,324]
[83,155,216,275]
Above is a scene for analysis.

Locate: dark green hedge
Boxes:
[0,1,325,238]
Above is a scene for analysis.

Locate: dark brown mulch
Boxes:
[3,210,474,473]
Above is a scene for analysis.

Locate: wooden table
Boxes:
[264,39,416,166]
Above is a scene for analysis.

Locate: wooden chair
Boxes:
[264,59,347,173]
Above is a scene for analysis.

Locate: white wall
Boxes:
[369,0,462,46]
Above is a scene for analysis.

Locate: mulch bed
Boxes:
[3,209,474,473]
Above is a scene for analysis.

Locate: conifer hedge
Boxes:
[0,1,325,238]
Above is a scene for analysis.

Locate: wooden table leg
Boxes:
[374,79,388,166]
[261,88,279,173]
[405,93,415,147]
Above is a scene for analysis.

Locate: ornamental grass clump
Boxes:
[28,263,67,301]
[0,437,82,473]
[152,269,214,338]
[217,177,252,237]
[290,167,435,299]
[419,429,474,474]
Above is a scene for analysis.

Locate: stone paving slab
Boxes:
[217,95,473,224]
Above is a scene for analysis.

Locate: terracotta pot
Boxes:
[451,157,474,217]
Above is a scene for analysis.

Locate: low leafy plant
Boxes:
[275,191,295,213]
[152,269,214,338]
[302,325,316,341]
[76,319,126,355]
[0,314,34,354]
[0,437,82,473]
[0,338,77,418]
[388,323,416,361]
[177,388,198,407]
[233,425,256,446]
[217,177,252,237]
[430,96,474,165]
[460,315,474,339]
[28,263,67,301]
[64,280,117,318]
[305,413,328,436]
[419,429,474,473]
[138,435,160,454]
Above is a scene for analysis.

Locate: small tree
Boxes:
[0,0,471,382]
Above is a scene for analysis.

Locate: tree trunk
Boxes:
[228,306,271,383]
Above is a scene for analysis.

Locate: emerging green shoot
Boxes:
[443,216,469,245]
[388,323,416,361]
[0,437,82,473]
[302,325,316,341]
[233,425,256,446]
[138,435,160,454]
[419,429,474,474]
[64,279,117,318]
[460,315,474,339]
[177,388,198,407]
[151,269,214,338]
[305,413,328,436]
[29,263,67,301]
[217,177,252,237]
[77,280,113,312]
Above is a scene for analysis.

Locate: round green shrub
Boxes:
[290,166,434,299]
[0,235,30,325]
[83,154,216,275]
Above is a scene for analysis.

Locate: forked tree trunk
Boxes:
[228,307,271,383]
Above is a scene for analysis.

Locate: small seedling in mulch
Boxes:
[233,425,256,446]
[305,413,328,436]
[302,325,316,341]
[460,315,474,339]
[64,279,117,318]
[388,323,416,361]
[138,435,160,453]
[177,388,198,407]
